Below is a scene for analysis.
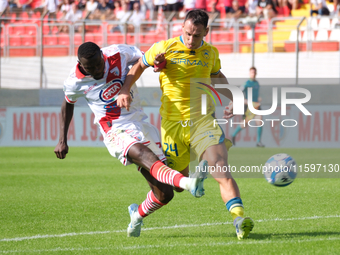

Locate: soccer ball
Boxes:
[263,153,297,187]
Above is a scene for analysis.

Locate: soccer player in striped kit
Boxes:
[54,42,207,237]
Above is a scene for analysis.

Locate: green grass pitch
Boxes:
[0,147,339,254]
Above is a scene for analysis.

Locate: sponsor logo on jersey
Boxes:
[189,50,195,55]
[170,58,209,67]
[110,66,120,77]
[99,79,123,103]
[201,50,210,60]
[170,50,184,54]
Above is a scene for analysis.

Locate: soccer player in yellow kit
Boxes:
[118,10,254,239]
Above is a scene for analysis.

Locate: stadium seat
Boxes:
[74,34,83,46]
[20,12,30,22]
[22,36,36,46]
[9,37,22,46]
[26,26,37,35]
[315,29,329,41]
[58,35,70,46]
[318,18,331,29]
[43,36,58,45]
[301,30,315,41]
[329,29,340,41]
[107,33,124,44]
[43,25,50,34]
[93,35,103,46]
[85,34,94,42]
[10,26,26,35]
[288,30,302,41]
[310,18,318,30]
[331,18,339,28]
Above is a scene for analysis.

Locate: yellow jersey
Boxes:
[142,36,221,121]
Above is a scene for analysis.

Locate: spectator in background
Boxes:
[42,0,59,33]
[165,0,180,20]
[128,1,144,30]
[141,0,154,20]
[113,0,124,17]
[257,0,277,19]
[209,0,221,18]
[246,0,259,16]
[59,2,82,32]
[128,0,139,10]
[60,0,71,14]
[154,0,166,16]
[17,0,33,12]
[0,0,8,13]
[166,0,180,12]
[227,0,245,18]
[86,0,98,15]
[310,0,330,15]
[224,0,232,14]
[110,0,131,32]
[77,0,86,10]
[276,0,298,16]
[195,0,207,11]
[183,0,195,12]
[94,0,114,20]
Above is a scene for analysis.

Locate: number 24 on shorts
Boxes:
[163,143,179,157]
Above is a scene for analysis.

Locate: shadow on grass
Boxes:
[149,231,340,240]
[248,231,340,240]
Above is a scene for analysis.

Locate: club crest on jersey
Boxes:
[202,50,210,60]
[110,66,120,77]
[99,79,123,103]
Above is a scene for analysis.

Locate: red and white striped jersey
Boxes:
[63,44,146,135]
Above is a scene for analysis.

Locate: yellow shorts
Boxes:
[244,102,261,122]
[161,114,232,171]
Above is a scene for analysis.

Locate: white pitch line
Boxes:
[1,237,340,253]
[1,215,339,242]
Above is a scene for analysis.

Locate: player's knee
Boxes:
[129,144,159,163]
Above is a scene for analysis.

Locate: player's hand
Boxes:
[153,53,166,72]
[223,101,234,119]
[54,142,69,159]
[117,92,132,111]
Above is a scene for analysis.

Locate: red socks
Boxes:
[138,190,166,218]
[150,160,184,188]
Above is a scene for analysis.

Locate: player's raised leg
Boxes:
[201,142,254,239]
[127,143,206,198]
[127,168,174,237]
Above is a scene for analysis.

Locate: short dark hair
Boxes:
[184,10,209,28]
[78,42,101,60]
[250,66,257,72]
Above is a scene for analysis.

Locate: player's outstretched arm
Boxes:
[54,99,74,159]
[118,58,148,111]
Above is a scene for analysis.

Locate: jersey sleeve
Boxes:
[63,75,83,104]
[117,44,144,66]
[211,47,221,75]
[142,41,166,67]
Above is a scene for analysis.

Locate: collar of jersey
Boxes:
[75,53,108,79]
[179,35,204,49]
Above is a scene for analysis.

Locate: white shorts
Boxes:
[103,120,166,166]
